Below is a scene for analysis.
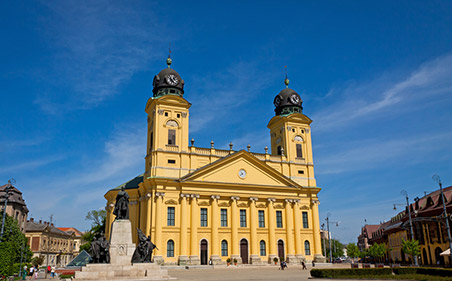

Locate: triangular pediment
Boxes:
[180,150,300,188]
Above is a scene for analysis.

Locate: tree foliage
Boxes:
[31,255,44,267]
[80,209,107,253]
[346,243,360,258]
[368,243,387,260]
[402,239,420,265]
[321,238,345,259]
[0,212,33,276]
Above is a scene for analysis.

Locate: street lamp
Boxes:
[0,178,15,242]
[321,223,326,258]
[325,213,340,263]
[432,174,452,265]
[400,190,418,266]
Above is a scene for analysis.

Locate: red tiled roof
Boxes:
[57,227,83,237]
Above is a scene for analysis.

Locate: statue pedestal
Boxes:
[75,220,174,280]
[109,220,136,265]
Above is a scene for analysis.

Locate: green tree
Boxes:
[346,243,360,259]
[31,256,44,267]
[0,213,33,276]
[80,209,107,253]
[321,238,344,259]
[402,238,420,265]
[368,243,387,263]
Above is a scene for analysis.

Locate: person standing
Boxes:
[51,266,55,278]
[301,260,307,270]
[29,266,34,280]
[33,267,38,280]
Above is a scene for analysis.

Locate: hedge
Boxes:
[310,268,392,278]
[311,267,452,279]
[393,267,452,277]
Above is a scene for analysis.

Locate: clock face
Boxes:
[238,169,247,179]
[166,74,179,86]
[274,95,282,107]
[290,94,300,104]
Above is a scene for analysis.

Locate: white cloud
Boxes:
[23,122,146,229]
[35,1,171,113]
[315,131,452,175]
[0,155,65,175]
[313,54,452,132]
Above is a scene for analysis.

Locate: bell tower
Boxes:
[267,76,316,187]
[144,56,191,177]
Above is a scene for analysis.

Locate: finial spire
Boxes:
[166,44,172,68]
[284,65,289,88]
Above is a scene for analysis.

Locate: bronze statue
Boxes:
[131,228,157,263]
[91,235,110,263]
[113,186,129,219]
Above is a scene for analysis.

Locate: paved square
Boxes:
[168,266,313,281]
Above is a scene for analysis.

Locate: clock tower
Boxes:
[144,56,191,178]
[267,77,316,187]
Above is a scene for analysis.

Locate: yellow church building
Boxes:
[104,57,325,265]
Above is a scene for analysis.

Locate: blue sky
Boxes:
[1,1,452,244]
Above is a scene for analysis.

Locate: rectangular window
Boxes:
[168,129,176,145]
[167,207,175,226]
[302,212,309,228]
[258,210,265,228]
[240,209,247,227]
[296,143,303,158]
[200,208,208,227]
[221,209,228,227]
[168,159,176,164]
[277,146,282,155]
[150,132,153,151]
[276,211,283,228]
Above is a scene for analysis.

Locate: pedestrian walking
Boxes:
[51,266,55,278]
[301,261,307,270]
[33,267,38,280]
[312,260,315,267]
[29,267,34,280]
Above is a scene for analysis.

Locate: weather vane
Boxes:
[167,43,172,68]
[284,65,289,88]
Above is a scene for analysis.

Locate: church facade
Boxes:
[104,57,325,265]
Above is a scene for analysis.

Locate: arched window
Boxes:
[260,240,266,256]
[221,240,228,256]
[167,240,174,257]
[304,240,311,255]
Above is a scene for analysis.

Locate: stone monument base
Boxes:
[75,263,175,281]
[75,219,174,281]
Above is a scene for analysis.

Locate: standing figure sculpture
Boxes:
[132,228,157,263]
[113,186,129,220]
[90,235,110,263]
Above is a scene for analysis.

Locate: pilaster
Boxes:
[311,199,325,262]
[178,194,189,265]
[210,195,222,265]
[189,194,200,265]
[230,196,241,264]
[293,199,305,262]
[153,192,165,264]
[285,199,297,263]
[267,198,277,263]
[249,197,261,264]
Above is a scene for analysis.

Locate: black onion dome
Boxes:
[273,88,303,116]
[152,66,185,98]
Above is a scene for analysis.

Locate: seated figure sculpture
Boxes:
[132,228,157,263]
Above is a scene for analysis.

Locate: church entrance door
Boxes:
[278,240,285,261]
[240,239,248,264]
[200,239,208,265]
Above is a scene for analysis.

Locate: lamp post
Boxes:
[0,178,15,242]
[321,223,326,258]
[400,190,418,266]
[325,213,340,263]
[432,174,452,265]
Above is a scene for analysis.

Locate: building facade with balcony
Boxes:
[104,58,325,265]
[25,219,77,267]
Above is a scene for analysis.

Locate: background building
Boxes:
[0,183,28,233]
[104,58,325,265]
[25,218,77,267]
[365,186,452,266]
